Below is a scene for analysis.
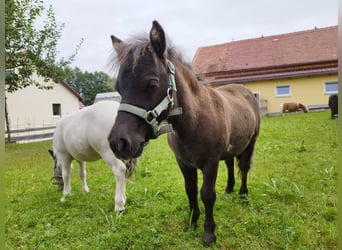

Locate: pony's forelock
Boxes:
[107,32,189,76]
[107,33,151,75]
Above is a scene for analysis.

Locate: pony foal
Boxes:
[49,100,137,211]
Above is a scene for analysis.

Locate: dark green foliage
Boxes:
[5,0,83,143]
[66,67,114,105]
[5,0,82,92]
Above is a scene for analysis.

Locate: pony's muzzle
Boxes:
[108,111,151,160]
[117,138,131,155]
[109,135,145,160]
[51,175,64,191]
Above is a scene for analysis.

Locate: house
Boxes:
[5,73,84,143]
[192,26,338,115]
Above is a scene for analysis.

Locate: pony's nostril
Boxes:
[117,138,130,153]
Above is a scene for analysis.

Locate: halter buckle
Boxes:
[146,110,158,124]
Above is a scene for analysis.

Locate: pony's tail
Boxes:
[124,158,139,178]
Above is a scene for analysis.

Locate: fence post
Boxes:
[5,96,11,143]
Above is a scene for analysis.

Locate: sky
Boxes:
[44,0,338,74]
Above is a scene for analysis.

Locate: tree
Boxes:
[5,0,82,142]
[66,68,114,106]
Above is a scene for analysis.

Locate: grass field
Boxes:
[5,111,337,249]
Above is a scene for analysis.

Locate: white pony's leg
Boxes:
[112,160,127,212]
[101,151,127,212]
[280,104,284,116]
[60,155,73,202]
[78,161,90,193]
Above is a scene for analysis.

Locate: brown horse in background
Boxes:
[107,21,260,246]
[281,102,308,115]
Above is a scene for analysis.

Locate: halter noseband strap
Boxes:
[118,59,182,138]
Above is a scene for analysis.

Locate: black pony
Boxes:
[107,21,260,246]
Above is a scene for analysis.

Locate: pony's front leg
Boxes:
[178,163,200,230]
[60,157,72,202]
[200,160,219,246]
[110,160,127,212]
[78,161,89,193]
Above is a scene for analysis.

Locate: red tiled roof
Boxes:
[192,26,338,76]
[210,66,338,85]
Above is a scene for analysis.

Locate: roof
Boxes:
[192,26,338,76]
[61,81,84,101]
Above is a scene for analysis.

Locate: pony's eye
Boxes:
[148,78,159,90]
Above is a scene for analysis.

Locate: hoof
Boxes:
[60,193,71,203]
[239,187,248,196]
[114,206,125,213]
[202,232,216,247]
[184,220,198,232]
[184,221,190,232]
[116,209,126,215]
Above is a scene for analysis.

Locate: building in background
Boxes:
[5,73,83,143]
[192,26,338,115]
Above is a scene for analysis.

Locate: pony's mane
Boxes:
[114,34,151,71]
[109,33,190,73]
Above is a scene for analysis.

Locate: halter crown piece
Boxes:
[118,59,182,138]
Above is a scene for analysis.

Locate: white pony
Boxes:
[48,100,137,212]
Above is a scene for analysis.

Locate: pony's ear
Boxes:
[111,35,124,52]
[48,149,55,160]
[150,20,166,58]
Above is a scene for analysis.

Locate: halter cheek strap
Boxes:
[118,59,182,138]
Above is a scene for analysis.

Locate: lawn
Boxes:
[5,111,337,249]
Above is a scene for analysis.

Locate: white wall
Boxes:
[6,74,80,131]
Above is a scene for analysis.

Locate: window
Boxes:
[52,104,61,116]
[324,82,338,94]
[275,85,291,97]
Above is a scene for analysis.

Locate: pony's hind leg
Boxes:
[78,161,89,193]
[224,157,235,194]
[237,138,257,196]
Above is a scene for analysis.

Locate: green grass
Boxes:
[5,111,337,249]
